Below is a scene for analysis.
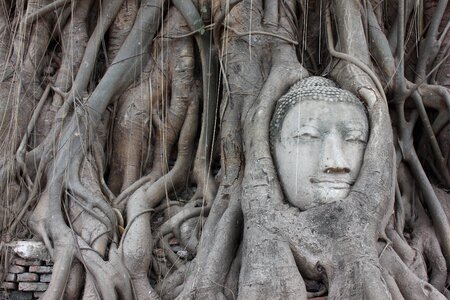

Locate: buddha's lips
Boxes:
[309,177,354,189]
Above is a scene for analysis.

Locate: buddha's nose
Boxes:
[320,132,350,174]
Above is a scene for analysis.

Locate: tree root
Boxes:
[173,0,219,206]
[120,95,199,300]
[111,6,195,206]
[51,0,92,107]
[379,243,446,300]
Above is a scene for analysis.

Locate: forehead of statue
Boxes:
[280,100,368,134]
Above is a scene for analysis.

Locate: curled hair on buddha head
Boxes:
[269,76,367,147]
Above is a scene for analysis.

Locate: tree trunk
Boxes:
[1,0,450,299]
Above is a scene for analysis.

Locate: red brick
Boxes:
[17,273,39,282]
[18,282,48,292]
[168,237,178,245]
[9,291,33,300]
[44,260,53,266]
[28,266,51,274]
[5,273,16,281]
[153,248,164,258]
[9,266,25,274]
[13,258,41,266]
[0,282,18,289]
[39,274,51,283]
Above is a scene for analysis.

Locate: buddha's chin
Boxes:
[317,187,349,203]
[297,187,350,210]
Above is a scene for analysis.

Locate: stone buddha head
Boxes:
[270,77,369,211]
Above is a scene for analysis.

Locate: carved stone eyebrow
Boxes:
[269,76,367,150]
[339,121,368,132]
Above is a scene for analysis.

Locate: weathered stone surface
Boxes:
[33,292,45,298]
[39,274,51,283]
[17,273,39,282]
[272,77,368,211]
[0,282,18,289]
[18,282,48,292]
[8,266,25,274]
[13,258,42,266]
[13,241,50,261]
[28,266,52,274]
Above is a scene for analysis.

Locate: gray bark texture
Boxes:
[0,0,450,299]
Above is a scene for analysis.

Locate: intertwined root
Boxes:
[1,0,450,299]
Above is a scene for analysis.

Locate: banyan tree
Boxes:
[1,0,450,299]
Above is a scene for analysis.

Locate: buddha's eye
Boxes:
[345,130,367,144]
[292,127,320,141]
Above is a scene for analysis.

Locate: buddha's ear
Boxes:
[358,87,378,110]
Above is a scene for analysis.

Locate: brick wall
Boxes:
[1,241,52,300]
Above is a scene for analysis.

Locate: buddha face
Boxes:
[273,100,369,210]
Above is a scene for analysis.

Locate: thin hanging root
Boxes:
[27,1,165,248]
[107,0,138,61]
[411,91,450,187]
[213,0,243,35]
[16,83,50,173]
[112,7,194,206]
[12,1,164,299]
[52,0,93,107]
[325,6,386,104]
[223,24,299,45]
[69,0,124,96]
[67,180,114,234]
[67,154,115,232]
[23,0,70,25]
[120,98,199,299]
[173,0,219,206]
[9,149,48,234]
